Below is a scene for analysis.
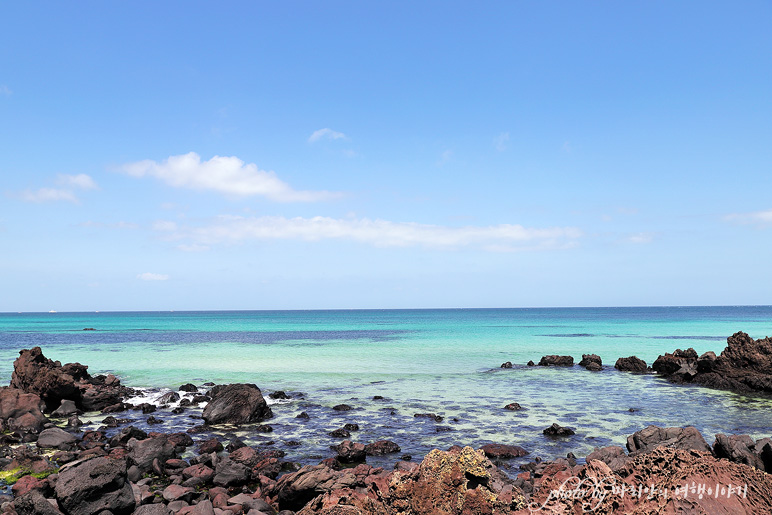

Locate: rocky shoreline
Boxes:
[0,332,771,514]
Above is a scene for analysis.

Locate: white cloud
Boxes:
[164,215,582,251]
[0,85,11,96]
[18,188,79,203]
[308,128,347,143]
[121,152,340,202]
[627,232,654,244]
[137,272,170,281]
[725,209,772,226]
[494,132,510,152]
[57,173,98,190]
[79,221,139,229]
[152,220,178,232]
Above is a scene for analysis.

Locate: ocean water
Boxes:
[1,307,771,470]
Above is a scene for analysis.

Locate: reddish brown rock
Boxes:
[523,447,772,514]
[479,443,528,459]
[615,356,648,373]
[537,355,574,367]
[0,387,47,432]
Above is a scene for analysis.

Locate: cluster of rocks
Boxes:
[4,343,772,514]
[653,331,772,394]
[502,331,772,396]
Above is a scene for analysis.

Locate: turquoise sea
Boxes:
[1,307,771,468]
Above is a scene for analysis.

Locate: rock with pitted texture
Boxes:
[297,446,525,515]
[626,425,711,455]
[529,447,772,514]
[202,384,272,425]
[54,456,135,515]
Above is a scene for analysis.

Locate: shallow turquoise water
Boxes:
[1,307,771,467]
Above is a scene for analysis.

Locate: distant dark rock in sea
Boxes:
[614,355,648,372]
[578,353,602,371]
[537,355,574,366]
[504,402,522,411]
[655,331,772,394]
[500,361,513,368]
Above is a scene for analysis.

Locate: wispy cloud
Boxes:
[155,215,582,252]
[494,132,510,152]
[14,173,98,204]
[725,209,772,226]
[0,85,11,96]
[57,173,98,190]
[137,272,169,281]
[78,221,138,230]
[308,128,347,143]
[626,232,655,244]
[121,152,341,202]
[18,188,79,203]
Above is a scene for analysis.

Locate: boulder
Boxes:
[213,458,251,487]
[479,443,528,459]
[12,490,63,515]
[133,505,173,515]
[504,402,522,411]
[614,356,648,372]
[713,433,765,471]
[585,445,631,472]
[537,355,574,366]
[364,440,401,456]
[54,456,135,515]
[52,399,79,417]
[202,384,272,425]
[127,435,176,473]
[157,391,180,405]
[500,361,513,369]
[37,427,77,450]
[626,425,711,454]
[578,354,602,368]
[10,347,132,412]
[334,440,367,463]
[0,387,47,432]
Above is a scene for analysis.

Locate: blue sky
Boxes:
[1,2,771,311]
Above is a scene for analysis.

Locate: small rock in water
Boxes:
[504,402,522,411]
[527,360,535,366]
[256,424,274,433]
[344,423,360,431]
[501,361,513,368]
[82,327,96,331]
[414,413,443,422]
[171,407,185,414]
[178,383,198,392]
[329,428,351,438]
[373,395,385,400]
[296,411,310,419]
[543,423,575,437]
[146,415,162,425]
[269,390,291,400]
[286,440,301,447]
[333,404,353,411]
